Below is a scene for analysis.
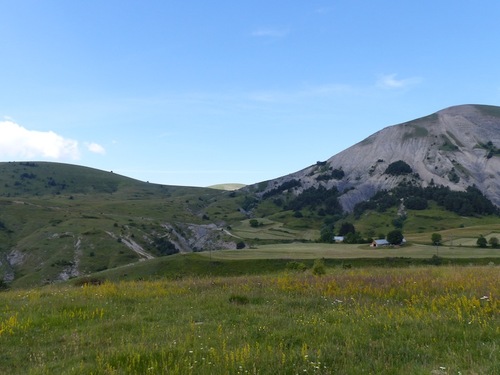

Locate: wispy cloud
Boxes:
[251,28,289,38]
[377,73,422,89]
[314,6,334,14]
[0,121,80,160]
[86,142,106,155]
[248,83,354,103]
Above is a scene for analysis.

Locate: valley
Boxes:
[2,104,500,287]
[0,105,499,374]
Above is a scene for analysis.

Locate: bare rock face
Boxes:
[257,105,500,211]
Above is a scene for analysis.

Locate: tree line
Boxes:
[354,184,498,218]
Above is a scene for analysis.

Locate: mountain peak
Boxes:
[257,104,500,211]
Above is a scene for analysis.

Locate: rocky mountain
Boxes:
[257,104,500,211]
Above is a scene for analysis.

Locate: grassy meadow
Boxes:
[1,265,498,374]
[203,242,500,260]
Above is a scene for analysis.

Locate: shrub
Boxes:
[316,168,345,181]
[448,169,460,183]
[229,294,249,305]
[262,179,301,199]
[249,219,260,228]
[489,237,499,248]
[427,254,443,266]
[286,261,307,272]
[392,216,406,229]
[241,196,258,211]
[73,277,104,286]
[153,237,179,256]
[312,258,326,276]
[0,280,8,290]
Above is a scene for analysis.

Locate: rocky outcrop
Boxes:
[161,222,239,252]
[256,105,500,211]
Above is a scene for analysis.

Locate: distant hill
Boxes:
[0,161,160,196]
[208,183,246,191]
[255,104,500,211]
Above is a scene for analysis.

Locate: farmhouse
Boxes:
[371,238,407,247]
[371,239,390,247]
[333,236,344,243]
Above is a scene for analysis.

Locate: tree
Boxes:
[386,229,404,245]
[319,225,334,243]
[384,160,412,175]
[338,222,355,236]
[431,233,442,246]
[392,216,406,229]
[153,237,179,256]
[344,232,364,244]
[476,235,488,248]
[488,236,499,248]
[405,196,428,210]
[249,219,260,228]
[0,279,8,290]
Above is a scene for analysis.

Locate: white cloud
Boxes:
[86,142,106,155]
[0,121,80,160]
[377,73,422,89]
[251,28,289,38]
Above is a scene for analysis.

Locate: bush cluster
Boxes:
[262,179,301,199]
[354,184,498,217]
[152,237,179,256]
[286,186,341,215]
[384,160,413,175]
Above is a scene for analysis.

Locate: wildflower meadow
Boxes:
[0,265,498,374]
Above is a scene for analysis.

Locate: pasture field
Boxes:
[231,218,319,242]
[0,265,498,374]
[203,242,500,260]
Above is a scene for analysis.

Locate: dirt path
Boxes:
[106,232,155,260]
[222,228,242,239]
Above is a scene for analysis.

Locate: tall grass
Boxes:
[0,266,498,374]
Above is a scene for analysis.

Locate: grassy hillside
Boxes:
[0,161,142,196]
[0,162,246,288]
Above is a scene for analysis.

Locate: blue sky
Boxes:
[1,1,500,187]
